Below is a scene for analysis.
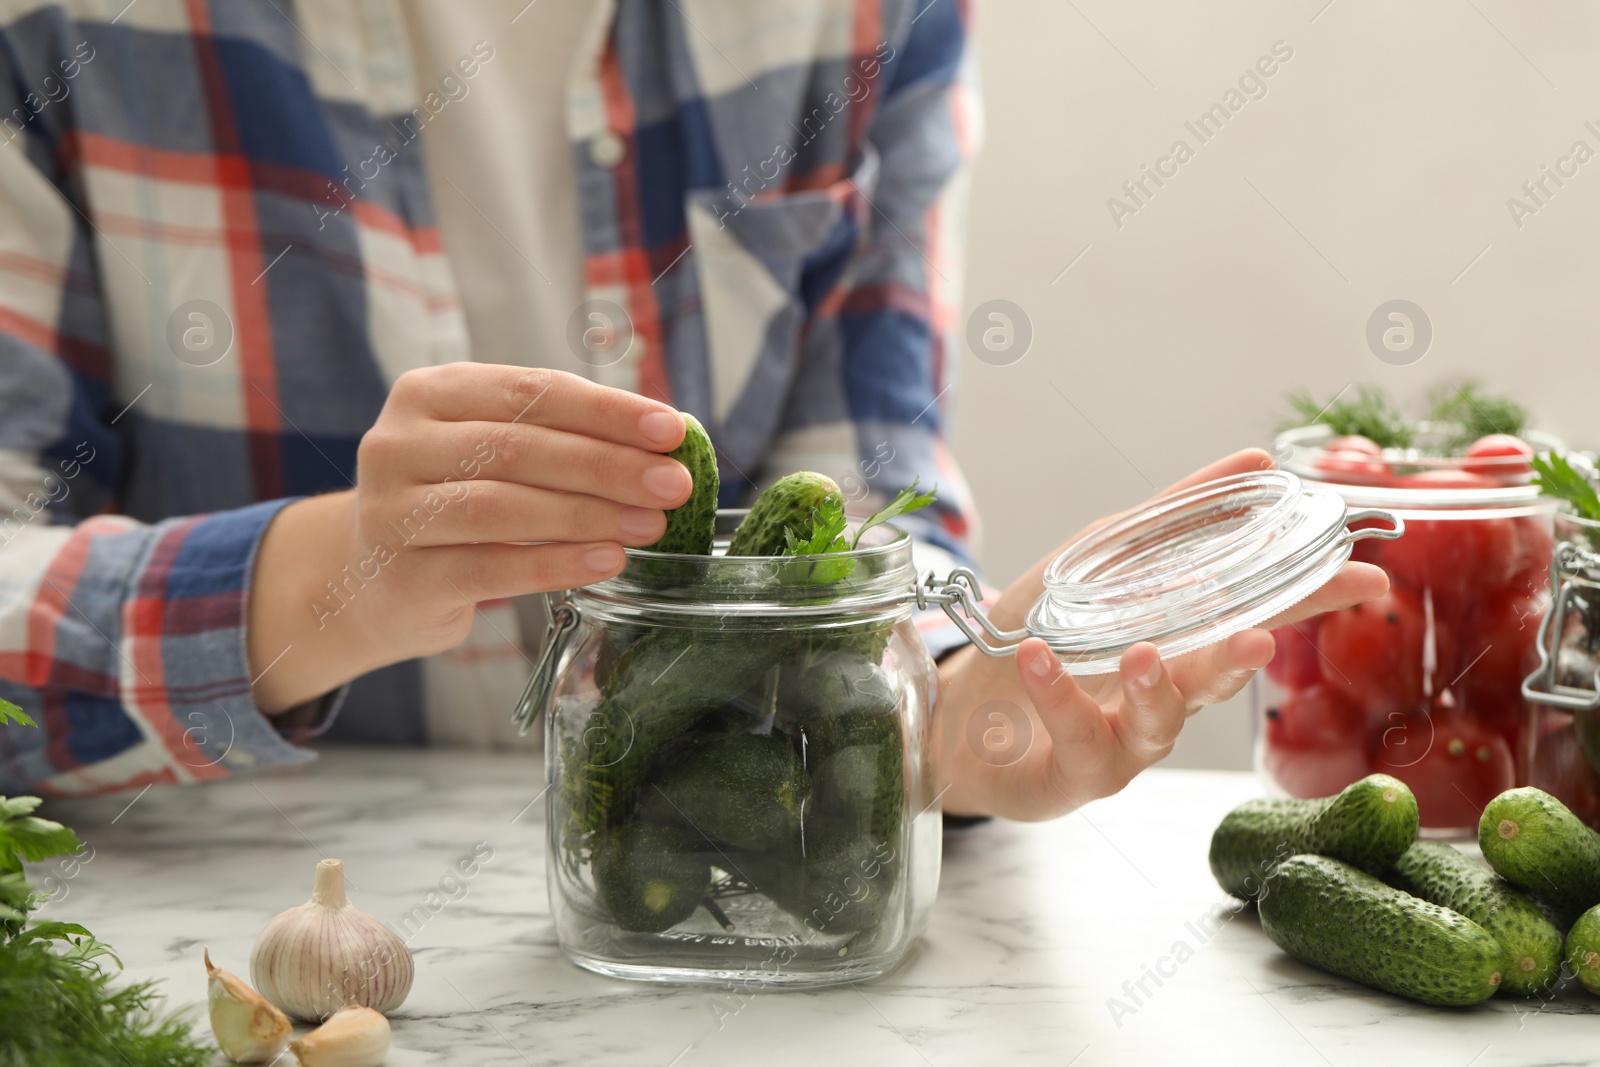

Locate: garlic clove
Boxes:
[290,1005,391,1067]
[251,858,414,1022]
[205,948,292,1064]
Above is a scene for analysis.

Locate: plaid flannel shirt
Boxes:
[0,0,981,795]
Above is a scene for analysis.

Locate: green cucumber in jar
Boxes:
[1383,840,1562,997]
[590,822,711,933]
[1258,854,1503,1007]
[1479,787,1600,925]
[1208,774,1419,900]
[728,471,844,557]
[646,412,718,555]
[637,732,809,852]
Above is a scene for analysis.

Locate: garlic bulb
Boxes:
[290,1005,391,1067]
[205,949,292,1064]
[251,858,413,1021]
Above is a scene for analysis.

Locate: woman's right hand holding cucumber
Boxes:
[245,365,694,714]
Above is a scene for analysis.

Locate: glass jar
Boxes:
[518,472,1396,985]
[524,513,940,987]
[1522,509,1600,828]
[1260,424,1562,832]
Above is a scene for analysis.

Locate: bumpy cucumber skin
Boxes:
[727,471,844,557]
[1260,854,1503,1007]
[1479,787,1600,926]
[1384,840,1562,997]
[1565,906,1600,995]
[1209,774,1419,900]
[638,732,809,852]
[646,413,718,555]
[590,822,711,933]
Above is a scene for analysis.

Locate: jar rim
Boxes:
[577,509,918,616]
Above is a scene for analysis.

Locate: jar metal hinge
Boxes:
[511,592,583,735]
[1523,541,1600,711]
[915,567,1027,657]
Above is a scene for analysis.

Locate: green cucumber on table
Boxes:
[1259,854,1504,1007]
[1565,907,1600,995]
[1479,787,1600,926]
[1383,840,1562,997]
[1209,774,1419,900]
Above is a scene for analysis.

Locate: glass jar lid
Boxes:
[1021,471,1400,674]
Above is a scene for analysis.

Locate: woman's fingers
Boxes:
[390,364,685,450]
[412,540,627,603]
[367,481,666,548]
[1105,642,1189,770]
[1165,629,1277,711]
[380,420,693,509]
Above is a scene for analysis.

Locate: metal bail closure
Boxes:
[1523,541,1600,711]
[916,567,1028,657]
[511,594,582,735]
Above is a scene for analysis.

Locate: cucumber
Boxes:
[637,732,809,852]
[591,822,711,933]
[646,412,718,555]
[1383,840,1562,997]
[1479,787,1600,926]
[727,471,844,557]
[1259,854,1503,1007]
[1209,774,1419,900]
[1565,906,1600,996]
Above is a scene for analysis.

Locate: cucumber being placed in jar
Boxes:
[1208,774,1419,900]
[1564,906,1600,995]
[1383,840,1562,997]
[645,412,718,555]
[638,732,809,852]
[728,471,845,557]
[590,822,711,933]
[1479,787,1600,926]
[1258,854,1504,1007]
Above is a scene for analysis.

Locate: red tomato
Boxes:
[1529,723,1600,830]
[1262,685,1370,799]
[1454,590,1545,719]
[1373,710,1515,829]
[1317,586,1454,719]
[1315,437,1389,483]
[1463,434,1534,478]
[1508,515,1554,594]
[1266,622,1324,691]
[1376,504,1517,609]
[1393,469,1501,491]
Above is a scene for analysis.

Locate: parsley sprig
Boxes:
[780,480,938,582]
[1533,452,1600,523]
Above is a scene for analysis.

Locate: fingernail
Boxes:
[618,506,663,538]
[1137,659,1163,689]
[585,545,622,573]
[642,462,689,502]
[1028,649,1054,678]
[640,411,683,449]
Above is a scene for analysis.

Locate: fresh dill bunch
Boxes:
[1428,382,1528,452]
[1283,386,1413,449]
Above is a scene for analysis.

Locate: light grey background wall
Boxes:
[951,1,1600,769]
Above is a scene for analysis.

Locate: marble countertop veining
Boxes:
[33,746,1600,1067]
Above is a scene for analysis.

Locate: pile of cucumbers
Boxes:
[1211,774,1600,1006]
[563,416,906,938]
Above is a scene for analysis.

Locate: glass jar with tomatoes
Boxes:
[1522,506,1600,829]
[1259,423,1562,832]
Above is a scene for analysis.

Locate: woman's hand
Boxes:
[247,365,692,713]
[936,448,1390,821]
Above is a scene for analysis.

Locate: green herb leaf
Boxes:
[1533,451,1600,522]
[0,697,33,728]
[1284,386,1413,448]
[850,478,938,550]
[1429,382,1528,451]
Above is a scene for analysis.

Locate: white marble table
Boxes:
[34,747,1600,1066]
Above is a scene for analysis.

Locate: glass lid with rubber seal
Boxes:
[921,471,1403,675]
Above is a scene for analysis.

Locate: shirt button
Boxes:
[589,131,626,168]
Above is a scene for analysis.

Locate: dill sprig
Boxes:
[1284,386,1413,449]
[1429,382,1528,452]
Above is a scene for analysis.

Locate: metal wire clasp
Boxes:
[1523,541,1600,711]
[915,566,1029,658]
[511,592,583,735]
